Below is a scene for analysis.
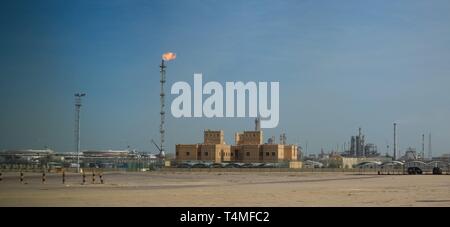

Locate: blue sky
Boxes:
[1,0,449,156]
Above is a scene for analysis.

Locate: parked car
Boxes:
[432,167,442,175]
[407,167,423,175]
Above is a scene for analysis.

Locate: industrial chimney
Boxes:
[255,117,261,131]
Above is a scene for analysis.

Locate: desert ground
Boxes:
[0,171,449,206]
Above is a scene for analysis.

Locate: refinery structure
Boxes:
[0,53,449,174]
[341,128,379,158]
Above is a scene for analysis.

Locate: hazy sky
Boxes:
[1,0,449,156]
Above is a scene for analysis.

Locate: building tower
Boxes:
[74,92,86,173]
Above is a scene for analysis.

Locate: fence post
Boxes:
[20,171,24,183]
[0,172,2,182]
[100,172,104,184]
[82,172,86,184]
[62,171,66,184]
[42,171,46,184]
[92,171,95,184]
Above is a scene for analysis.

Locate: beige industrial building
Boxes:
[176,130,232,163]
[327,156,359,169]
[176,130,298,163]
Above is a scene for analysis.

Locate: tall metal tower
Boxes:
[157,52,176,159]
[74,93,86,173]
[159,60,166,158]
[421,134,425,160]
[428,133,432,160]
[305,141,308,158]
[393,123,397,160]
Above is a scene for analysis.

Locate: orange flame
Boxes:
[162,52,176,61]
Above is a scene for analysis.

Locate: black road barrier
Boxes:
[42,171,46,184]
[20,171,24,183]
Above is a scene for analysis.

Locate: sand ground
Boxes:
[0,171,449,206]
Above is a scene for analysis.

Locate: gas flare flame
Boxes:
[162,52,176,61]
